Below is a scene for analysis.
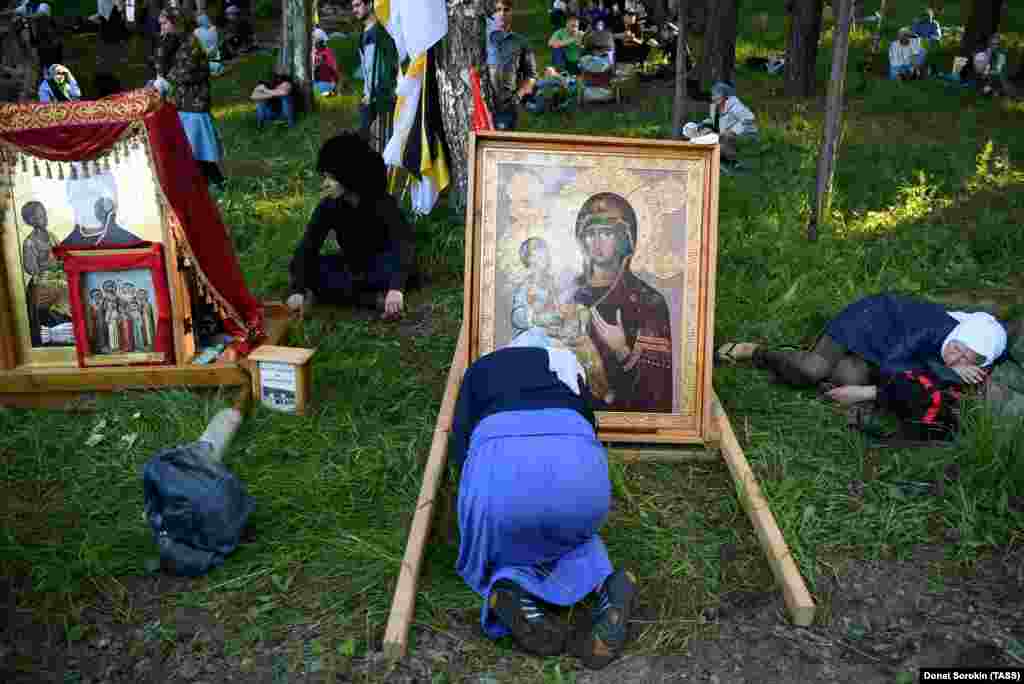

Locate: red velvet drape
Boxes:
[0,90,264,345]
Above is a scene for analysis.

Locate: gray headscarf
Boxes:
[711,81,735,100]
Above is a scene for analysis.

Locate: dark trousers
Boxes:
[493,108,518,131]
[311,253,416,306]
[754,335,875,387]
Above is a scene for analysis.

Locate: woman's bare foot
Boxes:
[716,342,759,364]
[824,385,878,405]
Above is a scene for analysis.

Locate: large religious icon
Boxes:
[466,132,720,443]
[1,135,165,367]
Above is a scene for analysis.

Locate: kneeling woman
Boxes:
[449,343,636,669]
[288,133,416,319]
[718,294,1007,433]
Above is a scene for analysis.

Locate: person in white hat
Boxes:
[680,81,758,171]
[889,27,925,80]
[716,294,1009,438]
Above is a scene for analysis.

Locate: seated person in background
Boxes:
[548,12,584,74]
[488,0,537,131]
[38,64,81,102]
[193,14,224,76]
[287,132,416,320]
[582,0,609,31]
[971,33,1009,95]
[221,4,254,59]
[312,23,328,46]
[889,27,925,80]
[613,9,649,65]
[32,3,63,72]
[450,341,637,670]
[681,81,757,170]
[251,68,295,127]
[312,36,340,95]
[583,18,615,65]
[910,7,942,45]
[717,294,1008,440]
[550,0,568,29]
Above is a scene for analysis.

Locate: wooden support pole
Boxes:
[383,321,468,661]
[712,390,816,626]
[808,0,854,241]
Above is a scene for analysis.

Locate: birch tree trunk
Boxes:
[437,0,494,213]
[808,0,853,242]
[280,0,313,114]
[784,0,823,97]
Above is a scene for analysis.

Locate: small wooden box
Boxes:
[248,345,316,415]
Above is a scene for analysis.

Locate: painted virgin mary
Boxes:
[568,192,673,412]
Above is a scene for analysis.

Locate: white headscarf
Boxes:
[35,3,51,15]
[942,311,1007,367]
[505,331,587,395]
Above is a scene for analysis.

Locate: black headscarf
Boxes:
[316,132,388,200]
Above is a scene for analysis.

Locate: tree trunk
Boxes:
[648,0,670,25]
[671,0,689,138]
[437,0,494,213]
[808,0,853,241]
[698,0,736,87]
[784,0,823,97]
[960,0,1006,56]
[870,0,887,54]
[280,0,313,114]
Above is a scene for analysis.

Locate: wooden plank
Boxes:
[262,302,293,346]
[162,231,195,366]
[712,390,816,626]
[247,345,316,366]
[608,446,720,463]
[0,173,19,370]
[383,321,468,661]
[0,363,247,394]
[0,391,99,410]
[598,429,707,444]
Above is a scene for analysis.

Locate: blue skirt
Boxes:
[178,112,223,163]
[457,409,613,639]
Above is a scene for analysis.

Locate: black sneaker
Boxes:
[577,569,637,669]
[489,580,567,657]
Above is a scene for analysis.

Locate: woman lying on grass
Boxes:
[448,340,636,669]
[717,294,1008,438]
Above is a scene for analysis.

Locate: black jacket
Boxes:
[289,194,415,295]
[449,347,597,469]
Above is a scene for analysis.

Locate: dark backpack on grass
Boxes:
[143,443,254,577]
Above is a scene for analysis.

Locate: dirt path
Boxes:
[3,544,1021,682]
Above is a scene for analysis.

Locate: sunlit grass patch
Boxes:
[841,171,953,237]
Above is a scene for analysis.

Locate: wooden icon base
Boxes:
[382,324,816,660]
[0,302,292,408]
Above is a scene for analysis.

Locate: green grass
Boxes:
[3,0,1024,680]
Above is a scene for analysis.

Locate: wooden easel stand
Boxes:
[382,328,815,659]
[382,322,469,661]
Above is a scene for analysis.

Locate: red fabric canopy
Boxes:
[0,90,264,347]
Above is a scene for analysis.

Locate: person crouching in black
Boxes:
[287,132,417,320]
